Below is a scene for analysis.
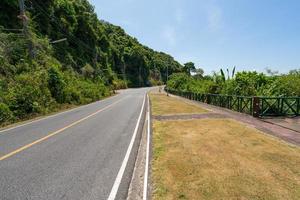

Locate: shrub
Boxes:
[112,79,128,90]
[63,86,81,104]
[149,78,163,86]
[6,72,53,118]
[81,63,95,78]
[167,73,192,91]
[48,66,66,103]
[0,103,13,124]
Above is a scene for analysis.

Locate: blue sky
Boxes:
[89,0,300,74]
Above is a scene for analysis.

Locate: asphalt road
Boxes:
[0,88,150,200]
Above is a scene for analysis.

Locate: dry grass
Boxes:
[150,93,207,116]
[152,119,300,200]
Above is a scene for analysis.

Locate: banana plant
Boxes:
[220,66,236,82]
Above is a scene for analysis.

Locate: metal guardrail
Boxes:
[166,89,300,117]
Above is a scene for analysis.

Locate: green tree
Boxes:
[193,68,204,79]
[183,62,196,76]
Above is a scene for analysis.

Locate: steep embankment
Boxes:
[0,0,183,125]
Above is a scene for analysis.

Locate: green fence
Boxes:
[166,89,300,117]
[260,97,300,117]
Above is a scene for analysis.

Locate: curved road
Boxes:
[0,88,150,200]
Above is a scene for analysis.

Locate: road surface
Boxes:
[0,88,150,200]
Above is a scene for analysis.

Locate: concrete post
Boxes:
[252,97,260,117]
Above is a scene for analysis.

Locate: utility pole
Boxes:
[166,65,169,96]
[121,54,127,83]
[167,65,169,83]
[18,0,34,58]
[93,50,98,69]
[139,65,142,87]
[123,62,127,84]
[18,0,28,35]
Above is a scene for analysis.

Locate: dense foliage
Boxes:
[167,69,300,97]
[0,0,183,125]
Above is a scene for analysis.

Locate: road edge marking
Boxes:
[107,94,146,200]
[143,94,151,200]
[0,97,125,161]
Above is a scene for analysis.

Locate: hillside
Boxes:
[0,0,183,125]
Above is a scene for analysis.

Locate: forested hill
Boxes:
[1,0,182,87]
[0,0,183,125]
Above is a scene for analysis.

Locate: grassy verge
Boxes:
[151,94,300,200]
[150,93,207,116]
[0,103,77,130]
[0,92,115,130]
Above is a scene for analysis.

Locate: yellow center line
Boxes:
[0,97,126,161]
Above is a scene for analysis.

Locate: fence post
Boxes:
[206,95,211,104]
[228,96,232,109]
[280,98,284,114]
[252,97,260,117]
[297,98,300,116]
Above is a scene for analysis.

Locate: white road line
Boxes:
[0,95,119,134]
[143,94,151,200]
[107,94,146,200]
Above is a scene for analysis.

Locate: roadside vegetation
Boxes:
[0,32,111,126]
[0,0,183,126]
[167,64,300,97]
[151,93,300,200]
